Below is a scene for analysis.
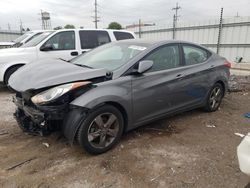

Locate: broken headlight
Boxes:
[31,81,91,105]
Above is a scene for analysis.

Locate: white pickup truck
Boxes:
[0,29,135,85]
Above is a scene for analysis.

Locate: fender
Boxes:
[71,78,132,115]
[211,67,229,92]
[0,61,28,82]
[63,77,133,143]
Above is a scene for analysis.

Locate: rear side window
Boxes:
[183,45,210,65]
[79,31,111,49]
[113,31,134,41]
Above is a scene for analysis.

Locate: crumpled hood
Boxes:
[9,59,108,92]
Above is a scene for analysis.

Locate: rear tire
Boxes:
[204,83,224,112]
[77,105,124,155]
[4,65,23,85]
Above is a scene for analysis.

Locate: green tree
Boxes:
[64,24,75,29]
[26,28,30,31]
[54,26,62,30]
[107,22,122,30]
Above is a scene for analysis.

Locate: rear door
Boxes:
[38,30,78,61]
[177,44,212,106]
[132,43,188,124]
[79,30,111,54]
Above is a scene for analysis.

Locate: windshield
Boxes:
[13,32,33,43]
[71,42,148,71]
[22,31,54,47]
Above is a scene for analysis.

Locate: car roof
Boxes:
[53,28,134,34]
[114,39,212,50]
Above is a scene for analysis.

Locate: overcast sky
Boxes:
[0,0,249,30]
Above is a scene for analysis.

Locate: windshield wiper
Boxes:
[74,64,93,69]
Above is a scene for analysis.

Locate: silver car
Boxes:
[9,40,230,154]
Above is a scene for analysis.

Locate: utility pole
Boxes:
[93,0,100,29]
[217,8,224,54]
[172,3,181,39]
[20,19,23,34]
[8,23,11,31]
[172,14,176,39]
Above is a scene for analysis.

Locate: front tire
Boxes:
[204,83,224,112]
[77,105,124,155]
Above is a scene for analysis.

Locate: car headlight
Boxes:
[31,81,91,105]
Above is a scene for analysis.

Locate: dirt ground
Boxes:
[0,85,250,188]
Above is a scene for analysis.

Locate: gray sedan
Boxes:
[9,40,230,154]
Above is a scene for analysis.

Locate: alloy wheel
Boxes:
[87,113,119,149]
[209,86,222,110]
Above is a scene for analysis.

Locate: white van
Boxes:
[0,29,135,85]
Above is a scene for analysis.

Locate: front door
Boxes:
[38,31,78,61]
[132,44,187,124]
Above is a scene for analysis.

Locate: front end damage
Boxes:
[13,91,90,144]
[13,93,68,136]
[7,58,112,142]
[11,80,95,141]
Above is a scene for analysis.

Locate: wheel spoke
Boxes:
[94,115,104,128]
[211,100,216,109]
[88,131,101,142]
[107,128,117,137]
[215,88,221,97]
[99,134,107,147]
[105,114,117,128]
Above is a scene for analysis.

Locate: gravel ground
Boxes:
[0,84,250,188]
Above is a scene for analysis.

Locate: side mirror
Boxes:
[40,44,53,51]
[137,60,153,73]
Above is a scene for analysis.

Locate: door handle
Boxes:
[176,74,183,78]
[176,74,185,80]
[71,51,78,56]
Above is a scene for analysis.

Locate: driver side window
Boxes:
[144,45,180,72]
[43,31,75,50]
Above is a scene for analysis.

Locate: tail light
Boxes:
[224,60,231,68]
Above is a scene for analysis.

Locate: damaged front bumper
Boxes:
[13,96,88,143]
[13,96,68,136]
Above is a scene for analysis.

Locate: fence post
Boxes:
[139,19,142,38]
[173,14,176,39]
[217,8,223,54]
